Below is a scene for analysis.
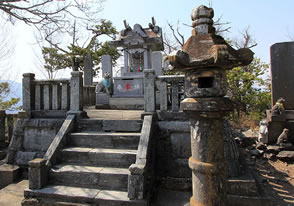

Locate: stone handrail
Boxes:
[0,110,18,145]
[157,75,185,112]
[28,115,76,189]
[128,115,154,200]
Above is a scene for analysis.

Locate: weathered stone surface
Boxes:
[61,147,137,168]
[23,128,57,152]
[157,121,190,132]
[144,69,156,112]
[151,51,163,76]
[0,164,21,189]
[70,71,83,111]
[103,120,142,132]
[263,153,276,160]
[128,174,144,200]
[227,178,258,196]
[266,145,281,154]
[69,132,140,149]
[250,149,262,157]
[227,195,273,206]
[84,53,93,86]
[276,151,294,161]
[256,142,267,151]
[270,41,294,109]
[29,158,48,190]
[15,151,37,165]
[50,165,128,191]
[96,93,110,105]
[22,73,35,112]
[0,110,6,143]
[170,133,191,158]
[156,111,189,121]
[113,77,144,97]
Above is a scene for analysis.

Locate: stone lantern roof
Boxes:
[168,5,254,71]
[110,17,164,51]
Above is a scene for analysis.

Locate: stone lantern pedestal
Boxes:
[181,98,232,206]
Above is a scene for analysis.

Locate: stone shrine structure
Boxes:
[96,18,164,109]
[168,5,253,206]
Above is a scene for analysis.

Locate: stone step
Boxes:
[102,120,143,132]
[77,119,103,132]
[77,119,143,132]
[61,147,137,168]
[24,185,147,206]
[50,164,129,191]
[68,132,141,149]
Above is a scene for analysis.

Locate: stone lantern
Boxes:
[168,5,253,206]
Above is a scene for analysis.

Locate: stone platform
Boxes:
[0,180,28,206]
[84,107,143,120]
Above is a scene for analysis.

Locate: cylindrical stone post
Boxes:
[0,110,6,144]
[181,98,232,206]
[144,69,156,113]
[189,114,226,206]
[70,71,83,111]
[22,73,35,112]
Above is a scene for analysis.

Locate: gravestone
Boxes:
[268,42,294,143]
[270,42,294,109]
[83,53,93,86]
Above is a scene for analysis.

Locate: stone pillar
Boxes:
[22,73,35,112]
[143,46,149,69]
[28,158,48,189]
[7,114,14,142]
[70,71,83,112]
[181,98,232,206]
[0,110,6,144]
[151,51,163,76]
[84,53,93,86]
[124,50,129,74]
[144,69,156,113]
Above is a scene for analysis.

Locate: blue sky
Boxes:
[5,0,294,82]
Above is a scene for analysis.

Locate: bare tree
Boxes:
[0,0,105,47]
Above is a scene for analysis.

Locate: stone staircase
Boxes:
[24,119,147,206]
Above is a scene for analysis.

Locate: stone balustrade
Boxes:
[33,79,70,111]
[156,75,185,112]
[23,72,85,117]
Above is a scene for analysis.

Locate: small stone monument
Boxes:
[168,5,253,206]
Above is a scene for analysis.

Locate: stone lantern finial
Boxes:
[191,5,215,35]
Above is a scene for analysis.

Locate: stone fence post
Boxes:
[0,110,6,144]
[68,71,87,118]
[144,69,156,113]
[22,73,35,113]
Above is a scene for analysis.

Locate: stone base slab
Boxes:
[0,164,21,189]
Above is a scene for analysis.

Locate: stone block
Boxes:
[96,93,110,105]
[84,53,93,86]
[0,164,20,188]
[157,121,190,132]
[103,120,142,132]
[170,133,191,158]
[270,42,294,109]
[29,158,48,189]
[15,151,37,166]
[23,128,57,152]
[113,77,143,97]
[277,151,294,161]
[151,51,163,76]
[266,145,280,154]
[128,174,144,200]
